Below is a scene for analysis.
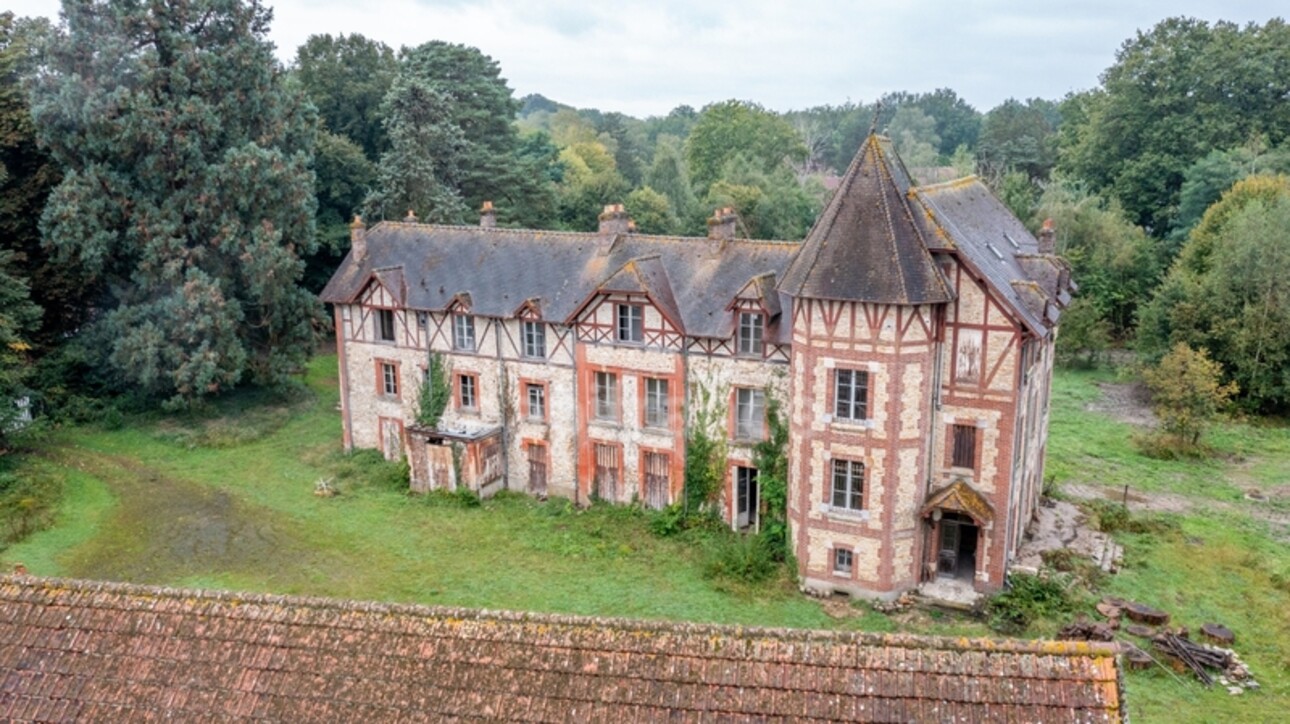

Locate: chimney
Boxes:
[350,215,366,258]
[598,203,630,234]
[1038,218,1056,254]
[707,206,738,241]
[479,200,497,228]
[404,209,418,223]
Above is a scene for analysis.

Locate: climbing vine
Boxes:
[416,352,452,428]
[683,375,729,516]
[752,388,790,561]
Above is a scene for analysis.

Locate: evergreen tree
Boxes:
[363,75,468,223]
[31,0,320,407]
[293,33,397,161]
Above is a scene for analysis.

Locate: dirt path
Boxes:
[1062,482,1290,541]
[43,448,333,585]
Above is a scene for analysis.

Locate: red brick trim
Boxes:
[455,372,480,412]
[374,358,401,400]
[520,378,549,423]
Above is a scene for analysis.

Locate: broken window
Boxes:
[526,383,546,421]
[377,309,396,342]
[594,371,618,421]
[458,374,477,410]
[734,387,765,440]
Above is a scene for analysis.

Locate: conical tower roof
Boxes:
[780,135,950,304]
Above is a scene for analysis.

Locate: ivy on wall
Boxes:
[752,388,790,562]
[416,352,451,428]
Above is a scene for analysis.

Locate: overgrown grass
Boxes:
[5,357,1288,720]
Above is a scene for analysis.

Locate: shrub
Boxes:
[0,464,62,544]
[1141,343,1237,452]
[1085,499,1179,536]
[986,572,1079,634]
[703,533,778,586]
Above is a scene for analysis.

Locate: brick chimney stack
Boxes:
[480,200,497,228]
[350,215,366,258]
[1038,218,1056,255]
[707,206,738,241]
[598,203,630,234]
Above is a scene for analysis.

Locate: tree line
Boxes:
[1,2,1288,443]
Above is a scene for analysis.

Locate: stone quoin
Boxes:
[320,135,1075,599]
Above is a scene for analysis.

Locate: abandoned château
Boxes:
[320,135,1074,598]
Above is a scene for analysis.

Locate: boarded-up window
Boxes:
[952,424,977,469]
[593,443,620,501]
[527,443,547,495]
[478,438,501,484]
[643,451,670,509]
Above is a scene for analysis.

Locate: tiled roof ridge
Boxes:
[366,220,801,246]
[0,575,1120,660]
[914,175,982,194]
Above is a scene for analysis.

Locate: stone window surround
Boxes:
[821,359,879,429]
[593,370,619,423]
[731,386,766,442]
[832,546,853,578]
[818,453,871,522]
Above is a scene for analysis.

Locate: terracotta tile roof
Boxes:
[780,135,952,305]
[0,577,1123,722]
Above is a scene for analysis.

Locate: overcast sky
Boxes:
[9,1,1286,117]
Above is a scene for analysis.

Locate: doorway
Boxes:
[936,513,978,581]
[735,466,759,531]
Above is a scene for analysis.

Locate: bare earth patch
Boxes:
[1085,381,1156,427]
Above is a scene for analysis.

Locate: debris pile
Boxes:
[871,591,917,614]
[1074,597,1260,693]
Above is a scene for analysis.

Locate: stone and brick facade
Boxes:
[321,135,1074,599]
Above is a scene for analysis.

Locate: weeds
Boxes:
[985,572,1080,634]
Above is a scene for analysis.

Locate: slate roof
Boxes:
[780,136,952,305]
[0,576,1123,722]
[911,178,1070,336]
[320,224,799,341]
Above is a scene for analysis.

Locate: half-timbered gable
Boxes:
[321,133,1073,602]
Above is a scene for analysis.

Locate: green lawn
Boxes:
[3,358,1288,721]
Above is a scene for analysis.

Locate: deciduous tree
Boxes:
[1143,343,1236,449]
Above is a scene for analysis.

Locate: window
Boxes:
[522,321,546,358]
[616,304,643,343]
[377,309,395,342]
[593,442,620,501]
[833,548,853,576]
[526,383,546,421]
[527,443,548,495]
[453,314,476,351]
[458,374,477,410]
[737,312,765,356]
[594,371,618,421]
[833,369,869,422]
[644,378,669,429]
[952,424,977,469]
[415,311,428,329]
[643,451,670,510]
[379,362,398,397]
[831,459,865,511]
[734,388,765,440]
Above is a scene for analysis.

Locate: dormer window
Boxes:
[737,312,764,356]
[616,304,643,344]
[453,314,476,351]
[376,309,395,342]
[522,320,546,358]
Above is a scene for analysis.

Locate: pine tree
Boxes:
[31,0,319,407]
